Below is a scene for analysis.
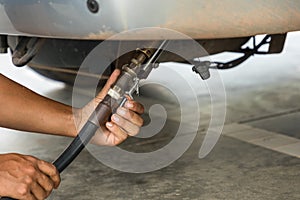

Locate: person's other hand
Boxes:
[74,69,144,146]
[0,153,60,200]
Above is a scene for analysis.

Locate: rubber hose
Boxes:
[53,121,99,173]
[1,96,112,200]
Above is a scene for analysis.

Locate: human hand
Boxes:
[74,69,144,146]
[0,153,60,200]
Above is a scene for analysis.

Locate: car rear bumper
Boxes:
[0,0,300,40]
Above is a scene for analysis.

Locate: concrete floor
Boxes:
[1,32,300,200]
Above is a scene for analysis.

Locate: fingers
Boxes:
[1,154,58,200]
[105,122,128,145]
[37,160,60,189]
[104,100,144,144]
[24,156,60,189]
[110,113,141,137]
[35,169,54,196]
[95,69,120,101]
[116,107,143,127]
[125,100,144,114]
[30,181,47,200]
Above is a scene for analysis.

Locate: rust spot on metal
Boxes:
[162,0,300,39]
[85,1,300,40]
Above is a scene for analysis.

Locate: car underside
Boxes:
[0,0,300,85]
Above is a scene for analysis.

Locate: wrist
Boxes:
[63,107,81,137]
[64,107,80,138]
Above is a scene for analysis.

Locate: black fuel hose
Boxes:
[53,120,99,172]
[54,95,113,172]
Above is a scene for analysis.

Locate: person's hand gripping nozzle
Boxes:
[53,40,169,173]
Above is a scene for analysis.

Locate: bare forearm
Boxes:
[0,74,76,137]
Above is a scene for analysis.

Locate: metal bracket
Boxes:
[12,37,45,67]
[201,34,287,70]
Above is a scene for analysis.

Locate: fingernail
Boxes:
[112,115,120,122]
[125,101,133,108]
[117,107,127,116]
[106,122,113,128]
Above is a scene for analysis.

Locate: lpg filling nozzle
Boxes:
[54,40,169,173]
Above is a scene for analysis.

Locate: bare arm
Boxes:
[0,70,144,145]
[0,73,75,137]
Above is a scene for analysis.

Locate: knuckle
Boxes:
[50,164,57,173]
[12,154,27,163]
[24,176,34,185]
[17,183,30,196]
[25,155,37,162]
[25,165,36,175]
[137,118,144,127]
[48,164,57,175]
[9,153,20,160]
[132,126,140,136]
[56,174,61,184]
[128,110,135,119]
[115,114,125,126]
[122,131,129,140]
[41,174,54,191]
[120,117,126,126]
[7,159,19,168]
[50,163,58,172]
[54,172,61,182]
[39,173,47,182]
[110,124,120,134]
[37,159,46,166]
[45,182,54,192]
[110,124,118,133]
[40,160,57,175]
[95,96,103,103]
[139,104,145,113]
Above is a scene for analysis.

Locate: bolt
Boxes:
[87,0,99,14]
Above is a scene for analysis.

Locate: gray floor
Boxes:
[1,32,300,200]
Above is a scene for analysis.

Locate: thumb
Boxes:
[95,69,120,103]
